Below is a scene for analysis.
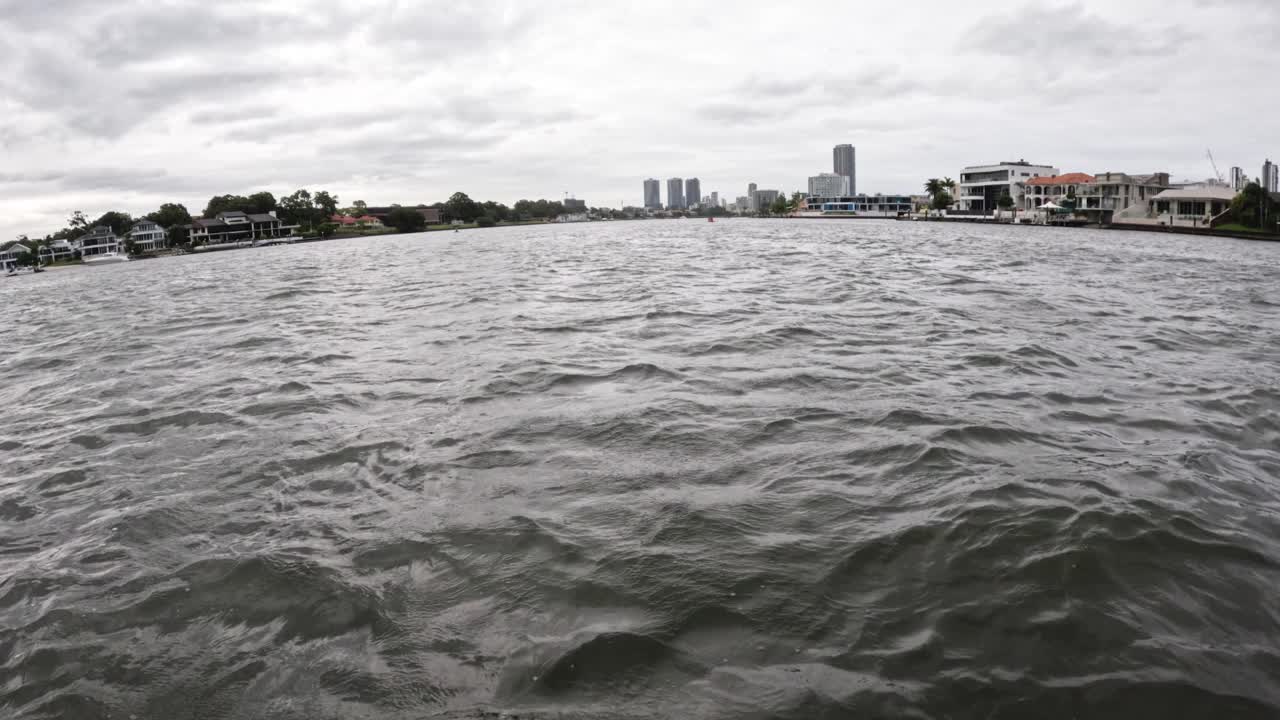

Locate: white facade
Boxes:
[1230,167,1247,191]
[1265,160,1278,193]
[0,242,32,271]
[127,220,166,253]
[808,173,850,198]
[958,161,1058,212]
[1150,184,1236,224]
[79,226,122,258]
[1078,172,1172,222]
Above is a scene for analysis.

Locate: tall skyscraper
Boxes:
[1231,167,1246,191]
[834,144,856,196]
[747,183,758,210]
[643,178,661,209]
[685,178,702,209]
[1265,159,1278,192]
[710,191,719,207]
[667,177,685,210]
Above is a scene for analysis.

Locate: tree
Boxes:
[318,222,338,238]
[476,215,497,228]
[246,192,277,215]
[93,211,134,236]
[148,203,192,229]
[204,194,251,218]
[445,192,481,223]
[167,225,191,248]
[348,200,368,216]
[931,191,954,211]
[68,211,89,233]
[386,207,426,233]
[925,178,943,197]
[1231,182,1277,229]
[942,177,957,195]
[278,189,315,228]
[770,194,791,216]
[997,191,1014,211]
[313,190,339,219]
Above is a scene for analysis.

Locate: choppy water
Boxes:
[2,220,1279,719]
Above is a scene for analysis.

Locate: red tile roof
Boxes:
[1026,173,1095,186]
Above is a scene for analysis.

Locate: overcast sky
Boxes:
[1,0,1276,237]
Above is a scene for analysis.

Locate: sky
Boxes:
[0,0,1277,238]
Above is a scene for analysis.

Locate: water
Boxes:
[2,220,1279,719]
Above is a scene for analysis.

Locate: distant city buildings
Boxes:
[1264,159,1278,192]
[808,172,850,198]
[735,195,750,212]
[643,178,661,210]
[685,178,702,209]
[1229,167,1246,191]
[710,191,719,208]
[834,144,857,196]
[747,183,757,210]
[753,189,781,209]
[564,198,587,212]
[667,177,685,210]
[958,160,1058,212]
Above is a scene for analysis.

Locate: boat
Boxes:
[82,252,130,265]
[708,217,715,223]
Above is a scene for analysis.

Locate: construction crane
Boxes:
[1207,149,1224,183]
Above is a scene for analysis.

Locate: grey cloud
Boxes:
[966,2,1192,62]
[189,105,280,125]
[696,102,785,126]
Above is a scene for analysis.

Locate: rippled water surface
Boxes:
[3,220,1280,719]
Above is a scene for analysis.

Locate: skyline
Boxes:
[2,0,1279,238]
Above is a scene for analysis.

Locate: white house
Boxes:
[958,160,1058,213]
[79,226,122,258]
[1079,172,1173,224]
[126,219,167,253]
[1150,184,1237,225]
[0,241,32,271]
[38,239,76,263]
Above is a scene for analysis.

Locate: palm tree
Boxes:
[925,178,943,198]
[942,177,957,195]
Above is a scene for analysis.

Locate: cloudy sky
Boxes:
[0,0,1276,237]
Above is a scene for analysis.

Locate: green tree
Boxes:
[318,222,338,238]
[770,194,791,215]
[348,200,368,216]
[203,194,251,217]
[93,211,134,236]
[445,192,481,223]
[476,215,497,228]
[279,189,315,229]
[246,192,278,215]
[386,207,427,233]
[167,225,191,248]
[148,203,192,229]
[997,191,1014,211]
[931,191,954,211]
[68,210,89,232]
[942,177,957,196]
[925,178,942,197]
[313,190,339,219]
[1231,182,1275,229]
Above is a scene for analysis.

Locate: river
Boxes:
[2,220,1279,719]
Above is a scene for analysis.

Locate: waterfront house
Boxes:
[1149,184,1237,225]
[1023,173,1096,211]
[38,239,76,263]
[126,219,167,253]
[79,225,122,259]
[0,241,32,271]
[355,215,384,228]
[958,160,1058,213]
[188,210,298,246]
[1078,172,1173,224]
[803,194,914,216]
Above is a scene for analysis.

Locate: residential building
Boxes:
[126,219,167,253]
[753,189,781,210]
[0,241,32,271]
[1231,166,1247,191]
[667,178,685,210]
[805,194,913,215]
[958,160,1058,212]
[1023,173,1096,211]
[747,183,757,210]
[366,206,442,225]
[834,144,857,196]
[188,211,298,246]
[79,225,122,258]
[685,178,701,209]
[1078,172,1172,224]
[1265,159,1278,192]
[39,239,76,263]
[808,172,851,198]
[710,191,719,208]
[735,196,751,213]
[643,179,661,210]
[564,198,587,213]
[1150,183,1237,224]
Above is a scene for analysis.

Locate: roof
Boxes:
[85,225,115,236]
[221,210,248,217]
[247,213,277,223]
[0,241,30,252]
[1152,185,1238,201]
[1026,173,1096,186]
[356,215,381,223]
